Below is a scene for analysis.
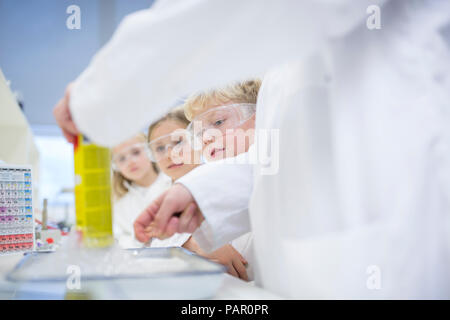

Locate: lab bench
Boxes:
[0,252,280,300]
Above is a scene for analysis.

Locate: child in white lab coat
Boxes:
[147,107,250,281]
[182,79,261,281]
[111,133,195,250]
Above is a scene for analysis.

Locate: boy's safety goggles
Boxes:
[147,129,191,162]
[186,103,256,140]
[111,143,151,171]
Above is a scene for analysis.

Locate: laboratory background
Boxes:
[1,0,154,224]
[0,0,278,301]
[0,0,449,303]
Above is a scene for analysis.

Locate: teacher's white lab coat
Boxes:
[70,0,450,298]
[114,172,191,249]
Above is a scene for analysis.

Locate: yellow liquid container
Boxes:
[74,135,113,248]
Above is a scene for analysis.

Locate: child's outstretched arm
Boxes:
[182,237,248,281]
[205,244,249,281]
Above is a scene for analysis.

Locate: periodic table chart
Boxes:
[0,165,34,255]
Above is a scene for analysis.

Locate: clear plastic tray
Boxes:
[6,247,226,299]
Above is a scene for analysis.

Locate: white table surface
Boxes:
[0,253,280,300]
[0,254,23,299]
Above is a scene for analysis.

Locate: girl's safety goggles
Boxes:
[111,142,151,171]
[147,129,191,162]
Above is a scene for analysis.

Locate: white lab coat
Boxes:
[70,0,450,298]
[113,172,191,249]
[0,69,40,205]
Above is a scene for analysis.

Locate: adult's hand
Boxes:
[134,184,205,243]
[53,83,79,144]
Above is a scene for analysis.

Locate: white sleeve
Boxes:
[176,150,254,252]
[69,0,382,147]
[150,232,191,248]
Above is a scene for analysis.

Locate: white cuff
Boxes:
[176,153,253,251]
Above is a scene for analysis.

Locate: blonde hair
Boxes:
[147,106,190,143]
[184,79,261,121]
[112,133,158,200]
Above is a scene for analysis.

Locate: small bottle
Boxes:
[42,198,48,231]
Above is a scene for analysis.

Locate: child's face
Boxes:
[190,101,255,162]
[149,120,200,181]
[112,136,152,182]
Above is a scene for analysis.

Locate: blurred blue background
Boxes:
[0,0,154,219]
[0,0,154,128]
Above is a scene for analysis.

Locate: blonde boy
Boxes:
[184,79,261,162]
[183,79,261,281]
